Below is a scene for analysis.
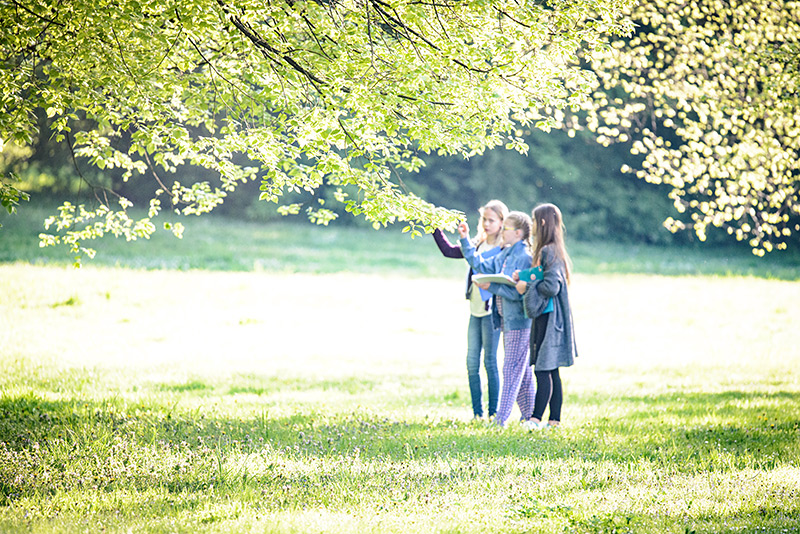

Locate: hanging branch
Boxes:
[216,0,328,92]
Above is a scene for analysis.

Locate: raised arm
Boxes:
[432,228,464,259]
[459,237,499,274]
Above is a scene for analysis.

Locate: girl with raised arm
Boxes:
[432,200,507,419]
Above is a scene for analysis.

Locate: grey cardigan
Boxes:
[523,245,578,371]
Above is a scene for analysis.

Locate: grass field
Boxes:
[1,207,800,533]
[3,203,800,279]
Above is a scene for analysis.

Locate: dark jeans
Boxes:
[466,314,500,417]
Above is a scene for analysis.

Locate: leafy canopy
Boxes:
[1,0,633,259]
[576,0,800,255]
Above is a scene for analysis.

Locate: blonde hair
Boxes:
[531,203,572,283]
[504,211,533,251]
[475,199,509,246]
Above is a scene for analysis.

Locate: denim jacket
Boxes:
[432,229,501,304]
[460,238,533,332]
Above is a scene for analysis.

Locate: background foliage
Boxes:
[1,0,634,258]
[3,0,798,254]
[4,120,681,245]
[576,0,800,254]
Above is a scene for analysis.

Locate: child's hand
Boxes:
[475,281,491,290]
[458,221,469,238]
[515,280,527,294]
[512,270,520,282]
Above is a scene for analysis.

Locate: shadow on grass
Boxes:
[1,389,799,531]
[155,374,380,396]
[2,388,798,464]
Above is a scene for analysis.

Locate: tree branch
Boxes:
[369,0,491,74]
[110,25,142,96]
[10,0,65,27]
[216,0,328,91]
[65,130,121,208]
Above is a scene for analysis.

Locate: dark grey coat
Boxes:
[523,245,578,371]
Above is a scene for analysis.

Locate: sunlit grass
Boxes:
[2,262,799,533]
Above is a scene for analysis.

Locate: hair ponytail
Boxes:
[504,211,533,252]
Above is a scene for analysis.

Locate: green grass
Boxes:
[0,203,467,276]
[2,202,800,279]
[1,205,800,533]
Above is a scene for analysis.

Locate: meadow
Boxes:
[1,208,799,533]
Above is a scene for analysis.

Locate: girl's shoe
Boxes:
[523,420,546,431]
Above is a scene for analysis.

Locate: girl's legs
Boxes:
[494,328,532,426]
[532,369,563,423]
[548,369,563,422]
[466,315,484,417]
[481,316,500,418]
[516,362,535,421]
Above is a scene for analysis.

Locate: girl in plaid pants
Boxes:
[459,211,535,426]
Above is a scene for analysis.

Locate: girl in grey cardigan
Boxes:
[515,203,578,430]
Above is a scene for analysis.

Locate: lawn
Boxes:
[1,210,799,533]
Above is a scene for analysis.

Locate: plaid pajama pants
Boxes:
[495,327,534,426]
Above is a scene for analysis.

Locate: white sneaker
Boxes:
[522,420,546,431]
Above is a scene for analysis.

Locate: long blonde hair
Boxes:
[531,203,572,283]
[475,199,509,247]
